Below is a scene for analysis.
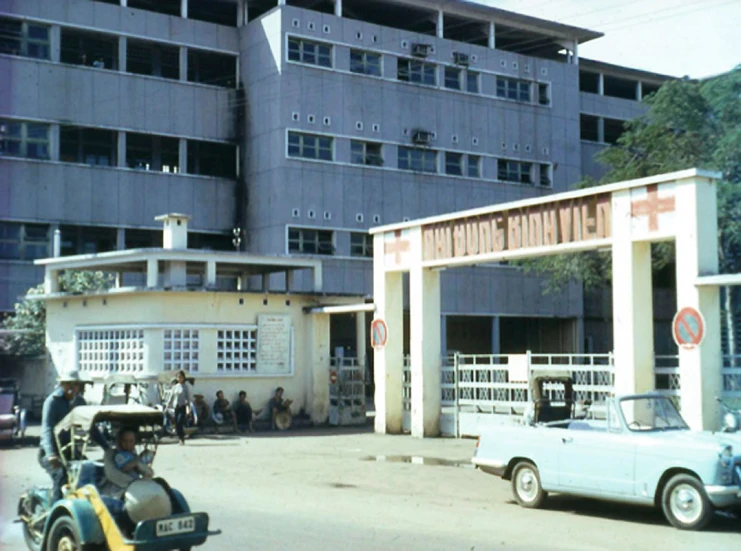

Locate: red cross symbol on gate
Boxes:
[384,230,410,265]
[630,184,676,232]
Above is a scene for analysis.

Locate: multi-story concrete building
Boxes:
[0,0,673,356]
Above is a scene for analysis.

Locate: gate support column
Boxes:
[675,176,721,430]
[373,235,404,434]
[612,192,655,397]
[306,312,331,424]
[410,264,441,438]
[355,310,367,376]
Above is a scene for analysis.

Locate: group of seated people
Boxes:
[192,387,292,433]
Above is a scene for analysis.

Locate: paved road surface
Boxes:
[1,427,738,551]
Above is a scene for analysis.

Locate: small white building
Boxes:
[35,214,370,424]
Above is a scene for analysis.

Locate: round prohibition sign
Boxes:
[672,306,706,350]
[370,318,388,351]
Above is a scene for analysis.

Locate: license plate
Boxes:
[155,516,195,537]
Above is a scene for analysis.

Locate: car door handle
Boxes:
[562,437,573,444]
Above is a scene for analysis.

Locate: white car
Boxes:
[472,393,741,530]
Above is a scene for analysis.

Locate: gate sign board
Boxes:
[672,307,706,350]
[370,318,388,351]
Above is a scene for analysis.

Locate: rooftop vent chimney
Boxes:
[155,213,191,250]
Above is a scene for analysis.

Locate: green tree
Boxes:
[3,271,113,356]
[523,66,741,289]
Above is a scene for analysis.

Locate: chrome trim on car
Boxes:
[704,484,740,496]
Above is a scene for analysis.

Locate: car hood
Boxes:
[646,429,741,451]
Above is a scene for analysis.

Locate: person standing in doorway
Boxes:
[166,370,193,445]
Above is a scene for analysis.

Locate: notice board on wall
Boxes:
[256,314,293,375]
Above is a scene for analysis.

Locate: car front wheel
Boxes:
[661,474,714,530]
[511,461,547,509]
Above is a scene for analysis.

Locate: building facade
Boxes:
[0,0,673,356]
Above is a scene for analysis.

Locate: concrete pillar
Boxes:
[286,270,294,292]
[410,263,441,438]
[436,11,444,39]
[50,25,61,63]
[118,36,127,72]
[356,311,367,371]
[146,259,159,287]
[491,315,500,354]
[237,0,248,26]
[572,40,579,65]
[312,265,323,292]
[44,269,59,294]
[611,191,655,398]
[278,0,286,5]
[206,261,217,287]
[488,21,495,49]
[49,124,60,162]
[373,233,404,434]
[597,117,605,144]
[179,46,188,82]
[181,0,188,19]
[636,80,643,101]
[334,0,342,17]
[306,313,331,424]
[440,314,447,357]
[165,261,187,287]
[575,316,585,354]
[117,132,126,168]
[262,273,270,292]
[597,73,604,95]
[116,228,126,250]
[120,0,127,6]
[675,176,722,430]
[178,139,187,174]
[52,227,61,257]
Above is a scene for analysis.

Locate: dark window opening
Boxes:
[61,29,118,69]
[59,225,117,256]
[342,0,437,36]
[288,227,334,255]
[445,152,463,176]
[497,159,532,184]
[642,82,661,99]
[539,164,552,187]
[245,0,275,22]
[398,59,437,86]
[127,0,181,17]
[492,24,564,60]
[350,232,373,258]
[0,16,50,60]
[350,140,383,167]
[190,232,232,251]
[125,229,162,249]
[285,0,336,15]
[0,222,49,260]
[580,114,599,142]
[496,77,531,103]
[126,133,180,172]
[188,49,236,87]
[350,49,382,77]
[187,141,237,178]
[0,119,50,159]
[603,118,626,144]
[444,67,461,90]
[538,83,550,106]
[288,132,333,161]
[127,39,179,80]
[441,14,488,46]
[60,126,117,167]
[579,71,600,93]
[188,0,238,26]
[287,37,332,68]
[603,74,638,100]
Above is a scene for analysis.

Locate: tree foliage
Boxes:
[3,271,113,356]
[523,66,741,291]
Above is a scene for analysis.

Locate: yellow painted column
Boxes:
[373,233,404,434]
[305,313,331,424]
[611,190,655,397]
[674,177,721,430]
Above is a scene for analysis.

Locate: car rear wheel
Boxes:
[511,461,547,509]
[661,474,714,530]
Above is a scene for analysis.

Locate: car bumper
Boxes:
[704,484,741,509]
[471,457,507,477]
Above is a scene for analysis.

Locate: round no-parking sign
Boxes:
[672,307,705,350]
[370,318,388,351]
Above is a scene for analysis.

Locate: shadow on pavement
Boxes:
[507,496,740,533]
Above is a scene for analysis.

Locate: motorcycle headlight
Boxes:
[719,445,733,466]
[723,412,739,432]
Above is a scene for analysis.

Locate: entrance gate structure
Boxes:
[372,169,740,437]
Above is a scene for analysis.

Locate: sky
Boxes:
[478,0,740,78]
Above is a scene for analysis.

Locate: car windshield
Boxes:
[620,396,689,431]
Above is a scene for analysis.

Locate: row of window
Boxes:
[0,120,237,178]
[288,227,373,258]
[287,38,550,106]
[287,131,551,185]
[0,222,232,261]
[0,16,237,88]
[579,114,627,145]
